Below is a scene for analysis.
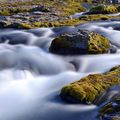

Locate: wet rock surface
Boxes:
[98,85,120,120]
[60,66,120,104]
[49,30,110,55]
[99,97,120,120]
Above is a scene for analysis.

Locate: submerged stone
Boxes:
[60,66,120,104]
[99,97,120,120]
[49,30,110,55]
[98,84,120,120]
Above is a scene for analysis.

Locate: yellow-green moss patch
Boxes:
[89,5,118,14]
[49,31,110,55]
[60,66,120,104]
[88,32,110,54]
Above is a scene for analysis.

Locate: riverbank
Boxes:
[0,0,87,29]
[0,1,120,29]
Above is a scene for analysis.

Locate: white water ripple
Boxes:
[0,20,120,120]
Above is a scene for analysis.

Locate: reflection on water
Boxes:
[0,21,120,120]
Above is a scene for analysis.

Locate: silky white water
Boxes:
[1,21,120,120]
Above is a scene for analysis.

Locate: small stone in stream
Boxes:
[113,27,120,31]
[0,21,10,28]
[32,5,50,12]
[60,66,120,104]
[110,45,117,53]
[49,30,110,55]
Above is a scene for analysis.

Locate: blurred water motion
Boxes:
[0,21,120,120]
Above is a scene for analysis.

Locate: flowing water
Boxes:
[1,20,120,120]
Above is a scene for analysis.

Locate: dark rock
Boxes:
[7,22,32,29]
[49,30,110,55]
[7,22,22,29]
[98,84,120,120]
[99,98,120,120]
[0,21,10,28]
[110,45,117,53]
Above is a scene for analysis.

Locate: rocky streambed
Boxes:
[0,20,119,120]
[1,3,120,29]
[0,5,69,29]
[48,24,120,120]
[1,2,120,120]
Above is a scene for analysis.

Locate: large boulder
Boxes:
[49,30,110,55]
[60,66,120,104]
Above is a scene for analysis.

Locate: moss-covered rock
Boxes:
[33,19,86,28]
[89,5,118,14]
[7,22,33,29]
[49,30,110,55]
[0,0,86,17]
[60,66,120,104]
[31,5,50,12]
[79,14,110,21]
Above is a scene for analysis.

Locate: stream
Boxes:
[1,20,120,120]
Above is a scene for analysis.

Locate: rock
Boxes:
[88,5,118,14]
[110,45,117,53]
[7,22,22,28]
[7,22,32,29]
[0,16,7,21]
[12,14,29,20]
[99,98,120,120]
[49,30,110,55]
[31,5,50,12]
[60,66,120,104]
[0,21,10,28]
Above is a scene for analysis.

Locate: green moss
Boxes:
[89,5,118,14]
[7,22,33,29]
[117,6,120,12]
[0,0,86,17]
[60,1,86,16]
[0,7,30,16]
[88,33,110,54]
[79,14,110,21]
[4,13,116,29]
[0,9,10,16]
[33,19,86,27]
[60,66,120,104]
[19,23,33,29]
[3,19,86,29]
[49,31,110,55]
[32,14,111,28]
